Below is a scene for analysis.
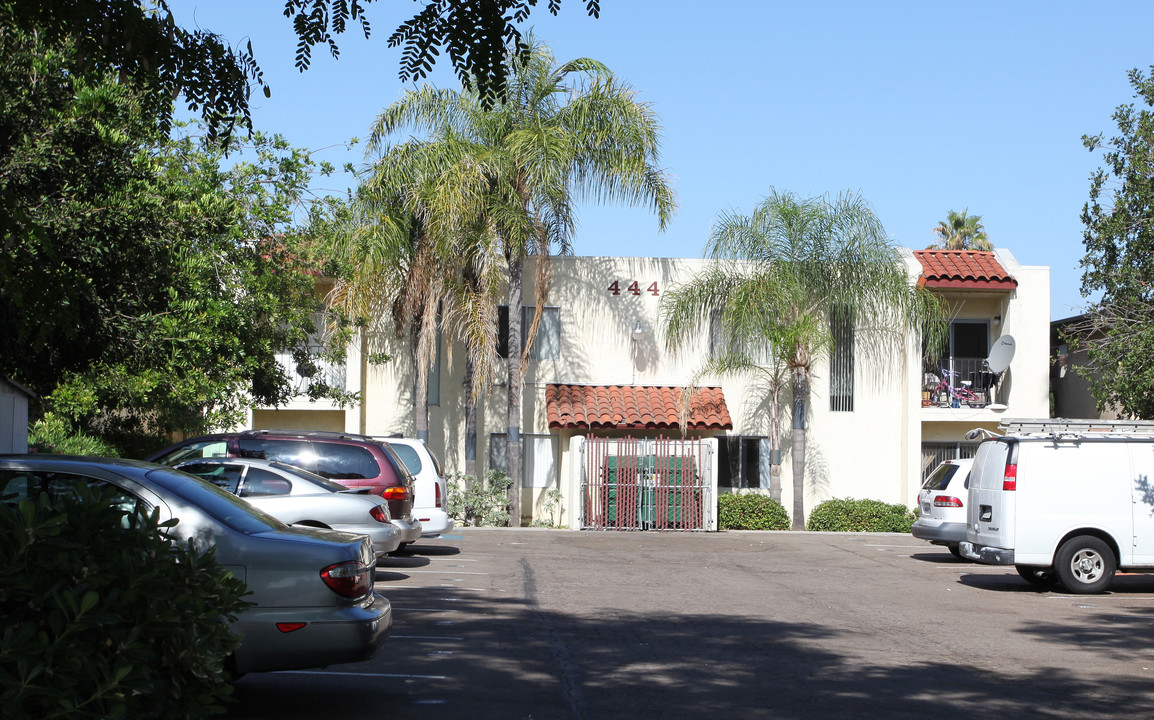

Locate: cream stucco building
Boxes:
[251,248,1050,529]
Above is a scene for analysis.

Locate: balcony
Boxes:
[922,356,1004,411]
[276,352,347,396]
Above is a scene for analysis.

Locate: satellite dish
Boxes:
[987,335,1016,374]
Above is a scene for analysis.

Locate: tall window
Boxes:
[829,307,854,412]
[497,306,561,359]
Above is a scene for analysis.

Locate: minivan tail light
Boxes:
[320,560,371,599]
[435,481,443,509]
[933,495,963,508]
[1003,462,1018,491]
[382,486,409,502]
[369,505,390,523]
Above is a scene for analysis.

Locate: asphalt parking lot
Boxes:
[224,528,1154,720]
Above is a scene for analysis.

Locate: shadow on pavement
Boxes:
[224,584,1154,720]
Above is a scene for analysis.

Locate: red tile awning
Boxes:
[546,384,733,431]
[913,250,1017,290]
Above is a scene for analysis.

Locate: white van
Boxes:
[960,419,1154,594]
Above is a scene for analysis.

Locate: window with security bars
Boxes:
[829,307,854,412]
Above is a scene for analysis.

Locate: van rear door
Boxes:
[1130,441,1154,564]
[965,438,1015,563]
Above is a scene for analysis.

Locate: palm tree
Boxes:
[325,169,503,463]
[663,189,945,529]
[364,37,676,523]
[929,209,992,251]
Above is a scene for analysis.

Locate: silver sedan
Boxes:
[0,455,391,675]
[174,458,402,557]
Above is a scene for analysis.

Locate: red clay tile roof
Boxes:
[913,250,1017,290]
[546,384,733,430]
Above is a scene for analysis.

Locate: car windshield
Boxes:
[268,461,350,493]
[147,466,287,534]
[921,462,962,491]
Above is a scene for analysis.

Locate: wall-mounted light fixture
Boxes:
[632,321,645,340]
[993,315,1002,326]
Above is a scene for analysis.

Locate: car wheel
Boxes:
[1054,536,1116,594]
[1015,565,1058,587]
[948,545,964,559]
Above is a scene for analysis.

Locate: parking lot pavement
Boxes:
[224,529,1154,720]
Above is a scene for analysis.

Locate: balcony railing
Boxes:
[276,352,347,395]
[924,356,1001,408]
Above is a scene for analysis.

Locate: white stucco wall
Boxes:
[266,250,1052,527]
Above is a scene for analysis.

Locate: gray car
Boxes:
[175,457,402,557]
[0,455,392,675]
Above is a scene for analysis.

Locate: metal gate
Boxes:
[581,436,712,531]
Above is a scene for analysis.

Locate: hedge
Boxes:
[805,497,917,532]
[718,493,791,530]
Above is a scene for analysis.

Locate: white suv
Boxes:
[384,437,455,538]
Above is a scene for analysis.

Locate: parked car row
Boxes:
[913,419,1154,595]
[0,455,392,676]
[1,430,459,678]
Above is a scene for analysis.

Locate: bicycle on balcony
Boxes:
[929,368,985,408]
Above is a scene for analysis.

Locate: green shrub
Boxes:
[446,470,513,527]
[27,412,116,455]
[718,493,791,530]
[805,497,917,532]
[0,485,250,719]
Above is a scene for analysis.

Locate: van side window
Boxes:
[390,444,423,475]
[238,439,316,473]
[313,444,379,480]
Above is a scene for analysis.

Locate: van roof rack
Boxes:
[999,418,1154,438]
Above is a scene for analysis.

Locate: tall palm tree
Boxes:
[664,189,945,529]
[929,209,992,251]
[326,166,503,459]
[365,37,676,523]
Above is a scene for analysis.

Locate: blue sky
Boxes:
[171,1,1154,320]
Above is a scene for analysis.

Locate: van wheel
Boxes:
[1054,536,1116,594]
[1015,565,1058,587]
[948,545,964,559]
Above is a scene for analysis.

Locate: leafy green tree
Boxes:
[663,189,944,529]
[1074,66,1154,418]
[928,208,993,251]
[4,1,604,140]
[0,23,349,453]
[363,36,675,521]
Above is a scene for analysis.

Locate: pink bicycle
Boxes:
[931,368,982,408]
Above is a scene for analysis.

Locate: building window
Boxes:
[489,432,508,473]
[488,432,558,488]
[717,436,770,489]
[497,306,561,360]
[829,307,854,412]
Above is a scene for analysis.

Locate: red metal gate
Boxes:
[581,436,711,531]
